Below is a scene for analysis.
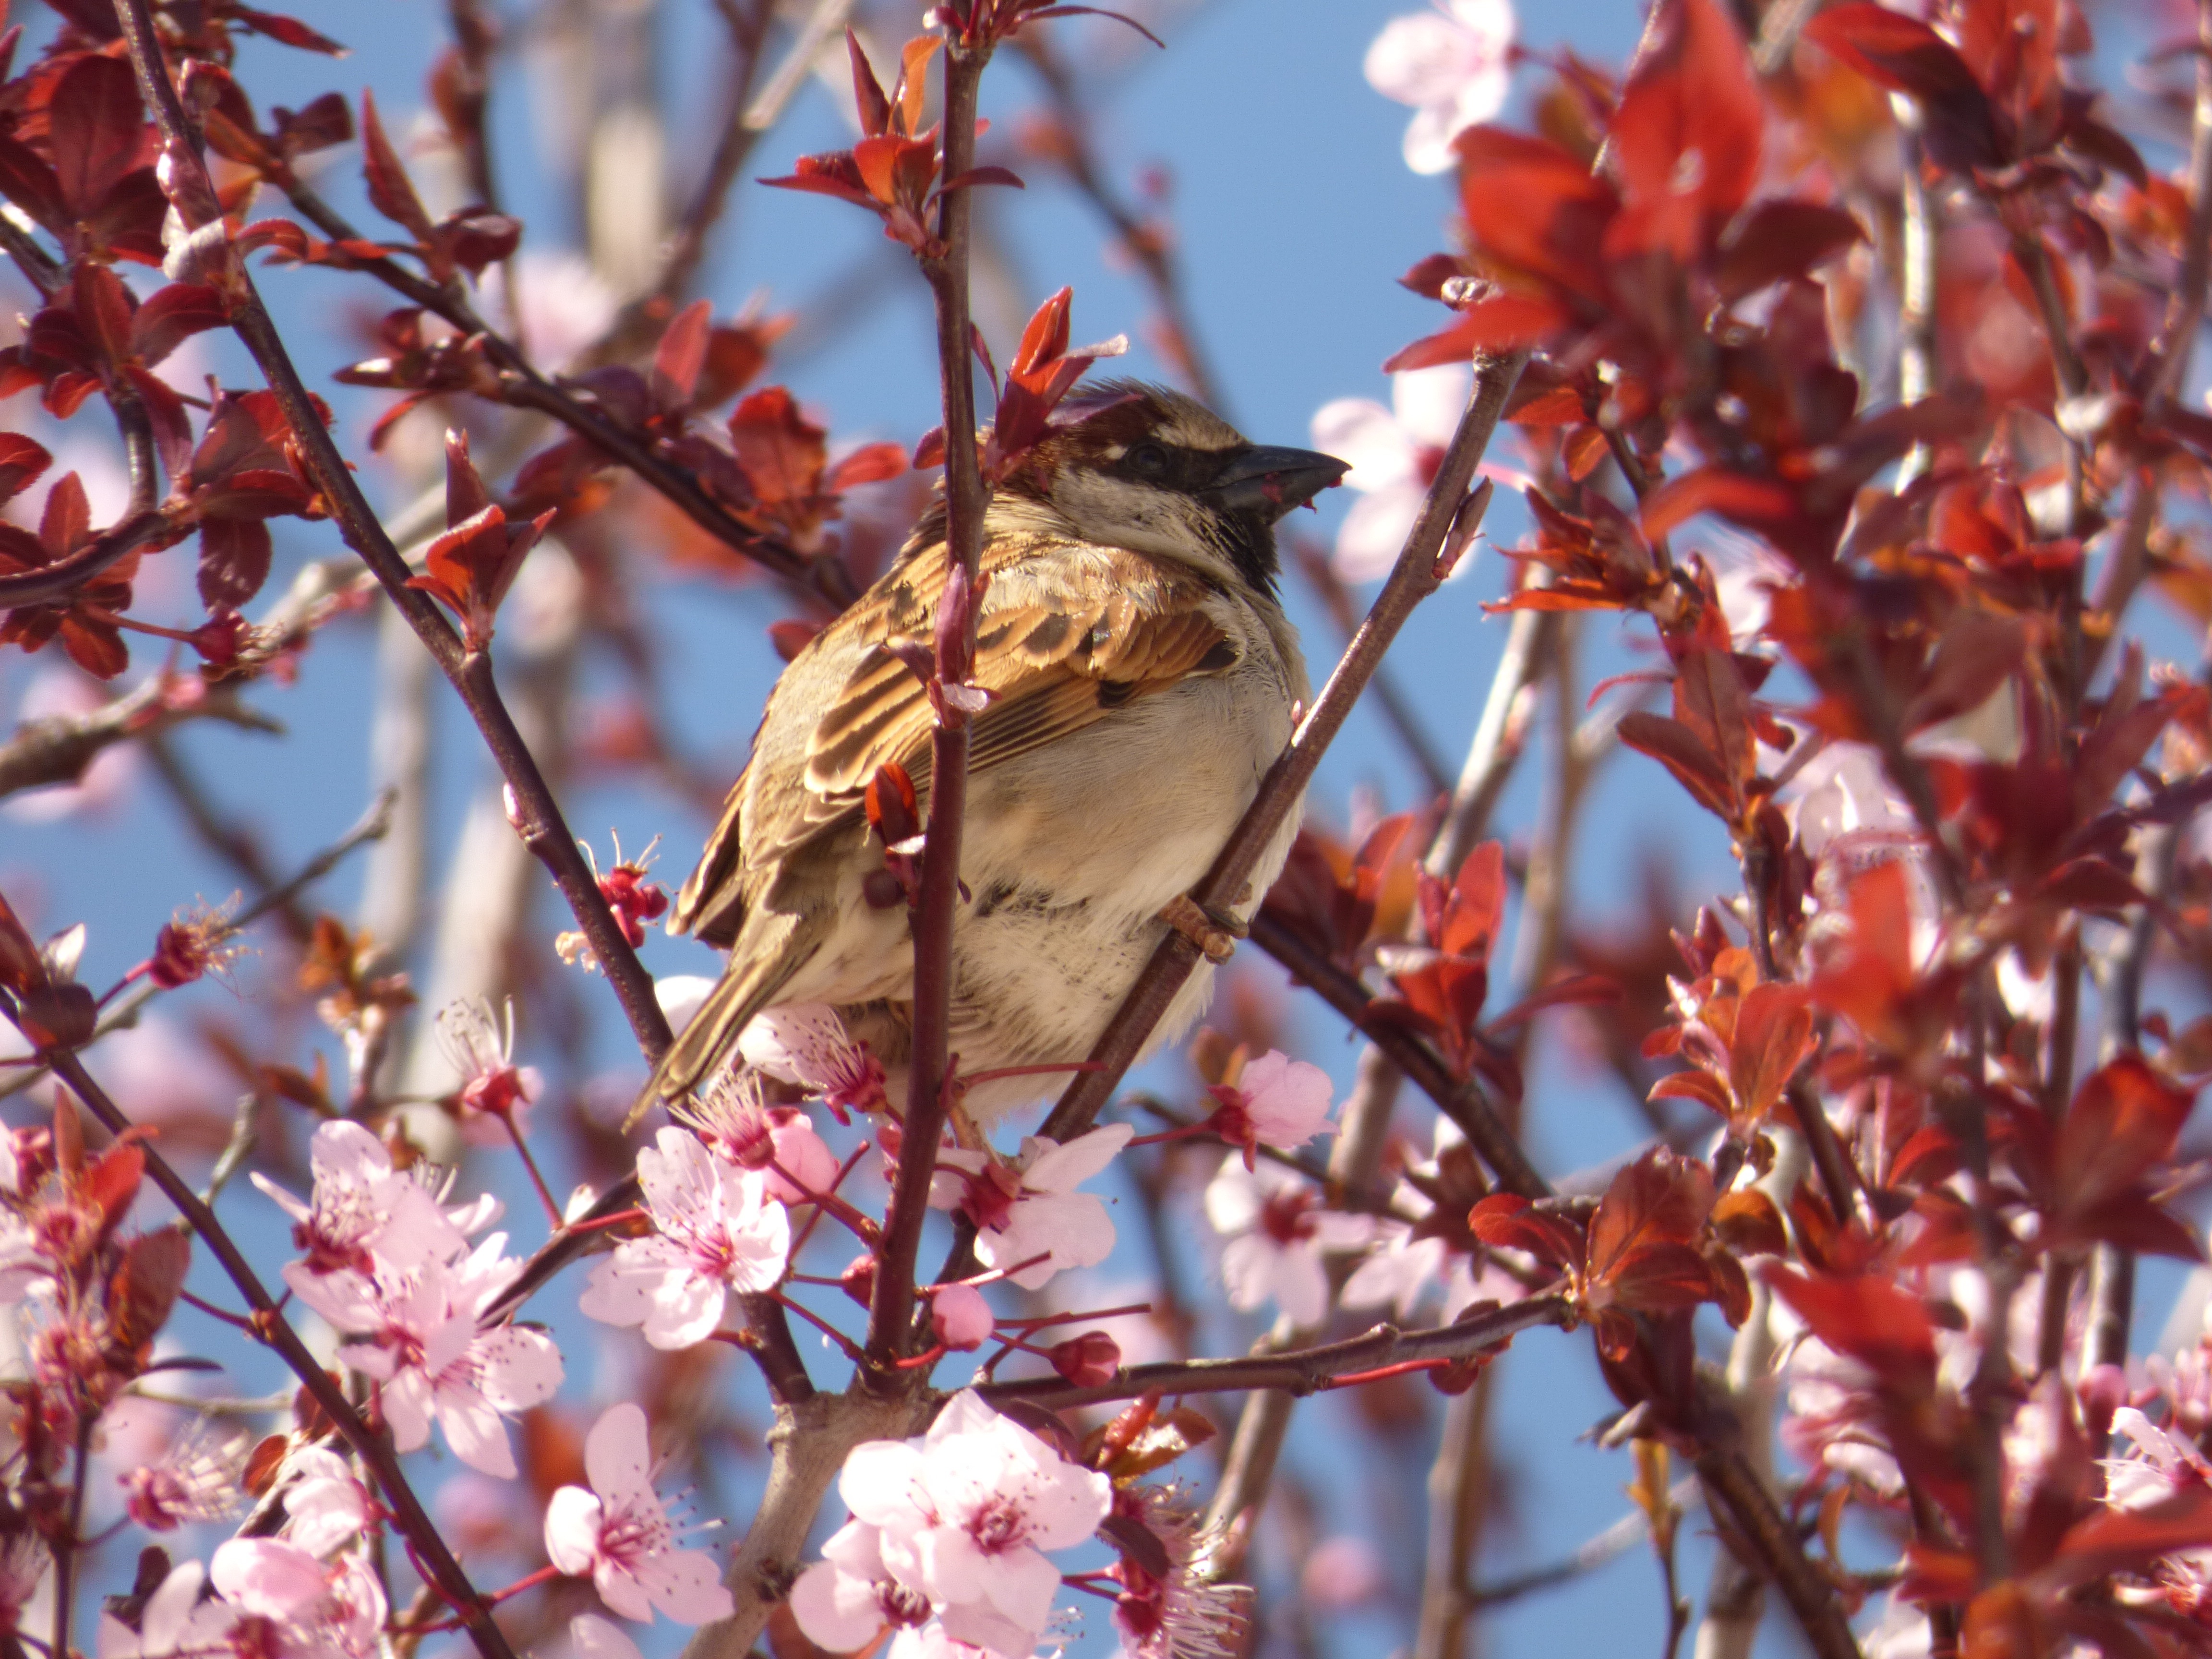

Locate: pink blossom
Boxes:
[544,1403,735,1625]
[1111,1488,1244,1659]
[1205,1050,1335,1167]
[1340,1221,1451,1321]
[738,1004,887,1119]
[931,1124,1131,1291]
[97,1560,236,1659]
[283,1235,562,1478]
[2108,1407,2212,1509]
[277,1448,372,1558]
[208,1540,387,1659]
[931,1283,995,1351]
[1203,1157,1371,1327]
[435,998,543,1145]
[1310,368,1471,581]
[252,1120,486,1277]
[793,1391,1111,1658]
[577,1127,791,1349]
[680,1071,840,1204]
[1364,0,1516,175]
[120,1420,247,1531]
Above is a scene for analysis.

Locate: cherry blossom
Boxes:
[1112,1487,1244,1659]
[277,1448,372,1557]
[1203,1156,1371,1327]
[208,1539,387,1659]
[544,1403,735,1625]
[1310,367,1470,582]
[679,1069,840,1204]
[930,1124,1132,1290]
[1364,0,1516,175]
[97,1560,237,1659]
[434,997,542,1145]
[738,1003,888,1119]
[252,1119,491,1277]
[792,1391,1111,1657]
[577,1126,791,1348]
[1204,1050,1335,1167]
[120,1420,247,1531]
[283,1235,562,1479]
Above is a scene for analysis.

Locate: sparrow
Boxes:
[640,381,1346,1128]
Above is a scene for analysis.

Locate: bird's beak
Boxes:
[1200,446,1350,522]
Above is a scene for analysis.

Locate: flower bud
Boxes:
[1048,1329,1120,1387]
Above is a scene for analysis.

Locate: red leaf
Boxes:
[198,517,274,609]
[1453,126,1618,304]
[1727,984,1816,1125]
[846,28,893,137]
[229,6,347,53]
[1639,466,1799,543]
[130,283,228,368]
[652,299,713,411]
[1469,1194,1584,1272]
[727,387,828,505]
[50,55,148,219]
[1383,294,1569,372]
[359,91,436,244]
[2053,1057,2194,1224]
[0,433,53,505]
[827,442,908,492]
[1615,711,1735,820]
[1803,4,2000,170]
[1433,842,1506,962]
[71,261,133,370]
[108,1226,190,1352]
[83,1141,145,1232]
[40,471,90,559]
[0,136,64,231]
[1608,0,1762,257]
[1765,1267,1938,1392]
[1715,200,1867,302]
[1586,1149,1714,1304]
[443,428,493,527]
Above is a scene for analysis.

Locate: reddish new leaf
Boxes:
[651,300,713,411]
[359,91,436,244]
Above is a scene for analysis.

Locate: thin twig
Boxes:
[0,677,282,802]
[1249,911,1545,1200]
[111,0,673,1067]
[979,1295,1574,1410]
[1463,1480,1698,1608]
[0,790,394,1104]
[864,37,994,1372]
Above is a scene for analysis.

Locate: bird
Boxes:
[638,380,1347,1131]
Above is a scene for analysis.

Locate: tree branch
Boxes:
[111,0,673,1067]
[1040,349,1529,1146]
[1248,911,1545,1200]
[980,1295,1574,1410]
[865,38,993,1371]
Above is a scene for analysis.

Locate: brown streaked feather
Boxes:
[663,530,1237,1023]
[631,909,818,1125]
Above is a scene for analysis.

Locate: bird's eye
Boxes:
[1125,443,1169,479]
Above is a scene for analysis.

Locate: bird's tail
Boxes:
[627,916,811,1130]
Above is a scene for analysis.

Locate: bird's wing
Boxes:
[671,532,1236,943]
[803,534,1234,817]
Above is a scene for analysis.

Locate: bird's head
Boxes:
[990,381,1347,596]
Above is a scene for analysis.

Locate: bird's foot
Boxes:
[1159,893,1243,964]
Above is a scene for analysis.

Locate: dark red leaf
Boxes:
[109,1226,190,1352]
[1384,295,1570,372]
[229,6,347,53]
[443,428,493,529]
[198,517,274,609]
[50,55,148,218]
[826,442,908,492]
[727,387,827,505]
[652,300,713,411]
[1803,4,2001,170]
[1608,0,1763,257]
[0,433,53,505]
[1715,200,1867,303]
[358,91,436,244]
[130,283,228,368]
